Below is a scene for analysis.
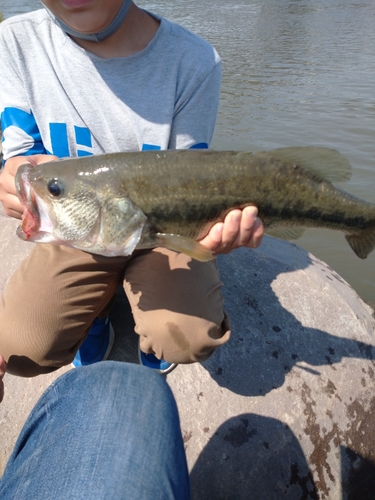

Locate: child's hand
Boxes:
[0,355,6,403]
[200,206,264,255]
[0,154,58,219]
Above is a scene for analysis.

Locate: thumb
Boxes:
[26,154,59,167]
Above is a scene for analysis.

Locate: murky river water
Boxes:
[2,0,375,303]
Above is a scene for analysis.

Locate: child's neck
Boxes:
[71,4,160,59]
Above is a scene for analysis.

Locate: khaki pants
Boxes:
[0,244,230,377]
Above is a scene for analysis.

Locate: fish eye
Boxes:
[47,178,64,197]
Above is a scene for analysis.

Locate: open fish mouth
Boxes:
[16,171,41,240]
[18,205,39,241]
[15,168,54,242]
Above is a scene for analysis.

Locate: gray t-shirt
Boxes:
[0,9,221,161]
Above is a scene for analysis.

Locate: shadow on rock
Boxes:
[341,445,375,500]
[190,412,318,500]
[201,243,375,397]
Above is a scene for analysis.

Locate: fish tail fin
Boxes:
[345,228,375,259]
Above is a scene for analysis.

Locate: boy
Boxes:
[0,0,263,379]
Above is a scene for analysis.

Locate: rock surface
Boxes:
[0,205,375,499]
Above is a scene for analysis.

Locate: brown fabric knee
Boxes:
[137,310,231,364]
[123,248,231,364]
[0,244,230,376]
[0,244,128,377]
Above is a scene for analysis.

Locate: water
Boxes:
[2,0,375,304]
[0,0,39,17]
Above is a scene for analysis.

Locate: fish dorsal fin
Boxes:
[265,227,305,241]
[155,233,214,262]
[263,147,352,183]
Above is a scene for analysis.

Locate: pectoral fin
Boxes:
[155,233,214,261]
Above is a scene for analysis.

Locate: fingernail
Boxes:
[215,223,224,234]
[245,206,258,217]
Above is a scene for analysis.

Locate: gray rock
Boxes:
[0,208,375,499]
[169,241,375,500]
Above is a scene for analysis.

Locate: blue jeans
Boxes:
[0,362,190,499]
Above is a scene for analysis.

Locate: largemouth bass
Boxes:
[15,147,375,261]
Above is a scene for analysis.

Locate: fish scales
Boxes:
[105,151,374,236]
[15,148,375,260]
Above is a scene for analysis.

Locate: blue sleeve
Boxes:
[0,23,46,163]
[1,107,46,164]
